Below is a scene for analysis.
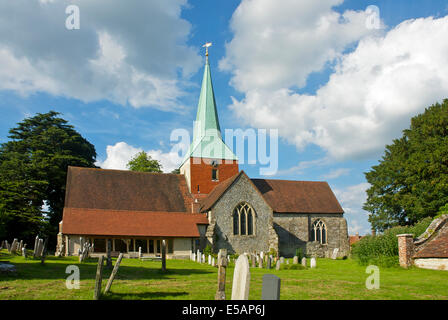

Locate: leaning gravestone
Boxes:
[331,248,339,260]
[104,253,123,294]
[215,249,227,300]
[231,254,250,300]
[94,256,105,300]
[301,257,307,267]
[310,257,316,268]
[106,240,112,269]
[275,260,281,270]
[261,274,281,300]
[293,256,298,264]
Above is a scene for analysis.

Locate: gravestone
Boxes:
[258,256,263,268]
[37,239,44,257]
[266,256,271,269]
[293,256,298,264]
[161,240,167,272]
[231,254,251,300]
[40,238,48,264]
[138,246,142,259]
[279,257,285,264]
[34,236,39,254]
[275,260,281,270]
[215,249,227,300]
[104,253,123,294]
[286,259,289,265]
[192,253,196,262]
[22,247,27,258]
[251,255,256,268]
[301,257,307,267]
[18,240,23,252]
[197,252,201,263]
[260,251,264,261]
[202,254,205,264]
[94,256,105,300]
[106,240,112,269]
[331,248,339,260]
[212,257,216,267]
[310,257,316,268]
[208,255,211,265]
[10,239,18,253]
[261,274,281,300]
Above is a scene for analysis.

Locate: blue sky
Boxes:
[1,0,448,235]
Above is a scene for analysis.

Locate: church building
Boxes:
[57,46,350,259]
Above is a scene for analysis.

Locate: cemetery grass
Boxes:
[0,250,447,300]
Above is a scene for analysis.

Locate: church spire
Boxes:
[181,42,237,165]
[193,42,221,144]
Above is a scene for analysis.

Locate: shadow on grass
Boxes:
[0,258,214,282]
[102,291,189,300]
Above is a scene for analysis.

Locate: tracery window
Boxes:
[311,219,327,244]
[233,202,255,236]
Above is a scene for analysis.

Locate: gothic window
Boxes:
[232,202,256,236]
[311,219,327,244]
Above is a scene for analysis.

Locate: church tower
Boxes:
[180,43,239,197]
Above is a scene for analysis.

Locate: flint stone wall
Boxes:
[209,173,277,254]
[273,213,349,258]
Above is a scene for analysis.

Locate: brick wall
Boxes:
[189,157,239,195]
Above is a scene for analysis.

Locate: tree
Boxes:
[364,99,448,232]
[0,111,97,246]
[171,168,180,174]
[126,151,162,173]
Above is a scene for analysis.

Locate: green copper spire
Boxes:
[181,43,237,165]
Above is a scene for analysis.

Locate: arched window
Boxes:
[232,202,256,236]
[311,219,327,244]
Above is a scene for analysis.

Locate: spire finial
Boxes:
[202,42,212,62]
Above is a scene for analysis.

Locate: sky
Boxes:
[1,0,448,235]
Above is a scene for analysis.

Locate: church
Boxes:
[56,46,350,259]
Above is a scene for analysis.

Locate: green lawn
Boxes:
[0,250,447,300]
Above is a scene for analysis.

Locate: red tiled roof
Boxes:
[65,166,193,212]
[62,208,208,238]
[413,225,448,258]
[251,179,343,214]
[350,235,363,246]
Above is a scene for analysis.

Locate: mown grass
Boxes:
[0,250,447,300]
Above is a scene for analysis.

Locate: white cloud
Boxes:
[333,182,371,235]
[97,141,183,173]
[220,0,377,92]
[0,0,201,110]
[222,0,448,160]
[321,168,350,180]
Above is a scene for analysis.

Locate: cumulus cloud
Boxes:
[333,183,371,234]
[97,141,183,173]
[222,0,448,160]
[0,0,201,109]
[321,168,351,180]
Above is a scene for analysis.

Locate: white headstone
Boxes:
[331,248,339,260]
[208,255,212,265]
[293,256,298,264]
[301,257,307,267]
[260,251,264,260]
[212,257,215,267]
[279,257,285,264]
[192,253,196,261]
[231,255,251,300]
[202,254,205,263]
[310,257,316,268]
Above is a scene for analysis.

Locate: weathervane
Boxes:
[203,42,212,62]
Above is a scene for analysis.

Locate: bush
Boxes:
[352,217,432,267]
[282,264,306,270]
